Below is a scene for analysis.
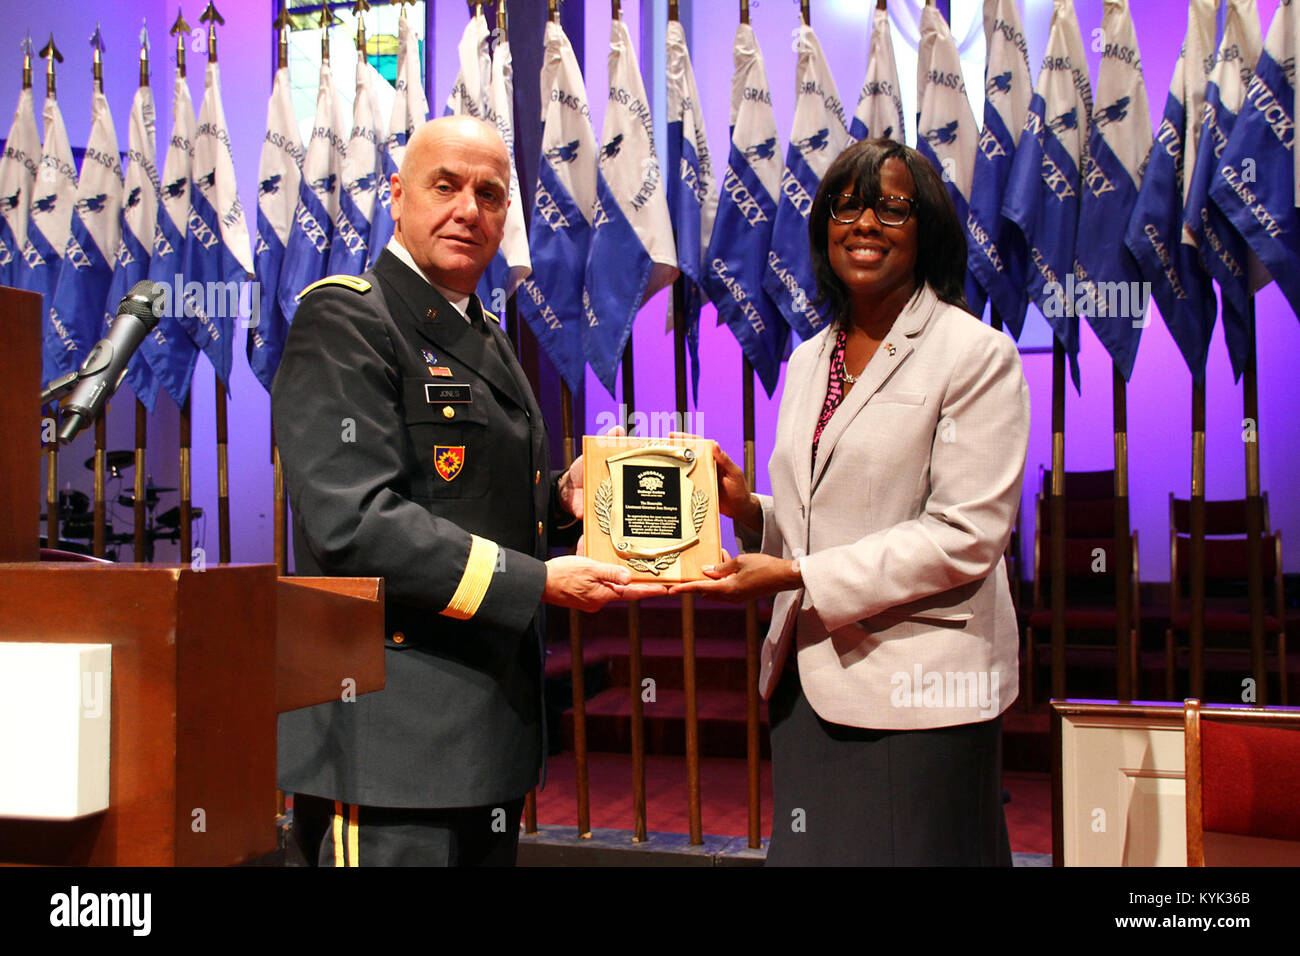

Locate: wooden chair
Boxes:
[1166,494,1287,704]
[1025,477,1139,706]
[1184,698,1300,866]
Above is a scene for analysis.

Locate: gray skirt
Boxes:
[765,667,1012,866]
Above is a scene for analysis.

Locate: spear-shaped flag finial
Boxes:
[170,7,190,38]
[199,1,224,27]
[89,23,106,54]
[39,32,64,64]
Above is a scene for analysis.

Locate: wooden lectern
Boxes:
[0,286,386,865]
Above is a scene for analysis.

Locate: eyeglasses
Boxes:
[828,193,916,227]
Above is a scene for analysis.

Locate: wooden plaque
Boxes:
[582,435,723,583]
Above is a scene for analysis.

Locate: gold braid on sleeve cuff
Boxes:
[441,534,500,620]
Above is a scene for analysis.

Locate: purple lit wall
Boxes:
[7,0,1296,583]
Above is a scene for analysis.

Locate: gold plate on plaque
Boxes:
[582,435,723,583]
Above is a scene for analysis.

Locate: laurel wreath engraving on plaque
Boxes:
[594,480,710,576]
[595,479,614,536]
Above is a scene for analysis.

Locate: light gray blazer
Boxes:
[741,284,1030,729]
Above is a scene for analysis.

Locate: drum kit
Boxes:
[38,451,202,560]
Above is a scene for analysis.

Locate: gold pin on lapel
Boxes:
[426,307,437,322]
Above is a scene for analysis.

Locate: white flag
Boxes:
[967,0,1034,333]
[249,64,304,392]
[189,60,253,386]
[481,25,530,306]
[104,82,162,409]
[665,16,717,398]
[140,72,201,405]
[763,23,852,339]
[1000,0,1092,388]
[699,22,788,396]
[370,11,428,267]
[0,85,39,287]
[330,56,384,276]
[278,60,347,325]
[48,90,123,379]
[518,18,598,392]
[23,92,76,386]
[445,8,491,119]
[851,7,905,143]
[916,4,980,309]
[583,16,678,394]
[1074,0,1153,380]
[1187,0,1264,380]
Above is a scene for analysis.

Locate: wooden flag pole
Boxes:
[272,4,291,576]
[1243,299,1267,703]
[91,29,108,560]
[672,282,703,846]
[134,29,150,563]
[1113,365,1133,700]
[1189,383,1206,698]
[561,381,592,838]
[1050,341,1066,699]
[170,11,194,564]
[737,0,762,855]
[621,336,648,843]
[668,0,702,848]
[200,2,232,565]
[742,358,762,850]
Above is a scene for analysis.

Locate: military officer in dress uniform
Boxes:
[272,115,658,867]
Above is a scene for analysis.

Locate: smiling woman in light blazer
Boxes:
[674,139,1030,866]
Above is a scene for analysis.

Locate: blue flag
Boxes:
[584,17,678,395]
[369,11,427,269]
[0,83,40,289]
[967,0,1032,335]
[517,19,595,393]
[1001,0,1092,390]
[186,61,252,389]
[141,73,201,406]
[277,61,346,330]
[1123,0,1219,383]
[1185,0,1263,381]
[104,83,162,411]
[700,24,788,397]
[1209,0,1300,319]
[21,92,77,388]
[481,29,531,309]
[1074,0,1153,381]
[49,90,123,386]
[448,12,530,310]
[763,23,851,340]
[249,65,304,392]
[666,18,718,404]
[916,5,982,314]
[329,59,385,278]
[850,7,905,143]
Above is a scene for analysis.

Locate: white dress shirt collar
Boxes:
[385,238,473,323]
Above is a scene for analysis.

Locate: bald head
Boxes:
[399,115,509,184]
[390,115,512,293]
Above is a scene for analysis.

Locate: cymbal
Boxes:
[84,451,135,472]
[117,487,176,508]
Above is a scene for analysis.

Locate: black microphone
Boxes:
[58,279,164,443]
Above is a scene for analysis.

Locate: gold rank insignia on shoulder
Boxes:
[295,275,372,301]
